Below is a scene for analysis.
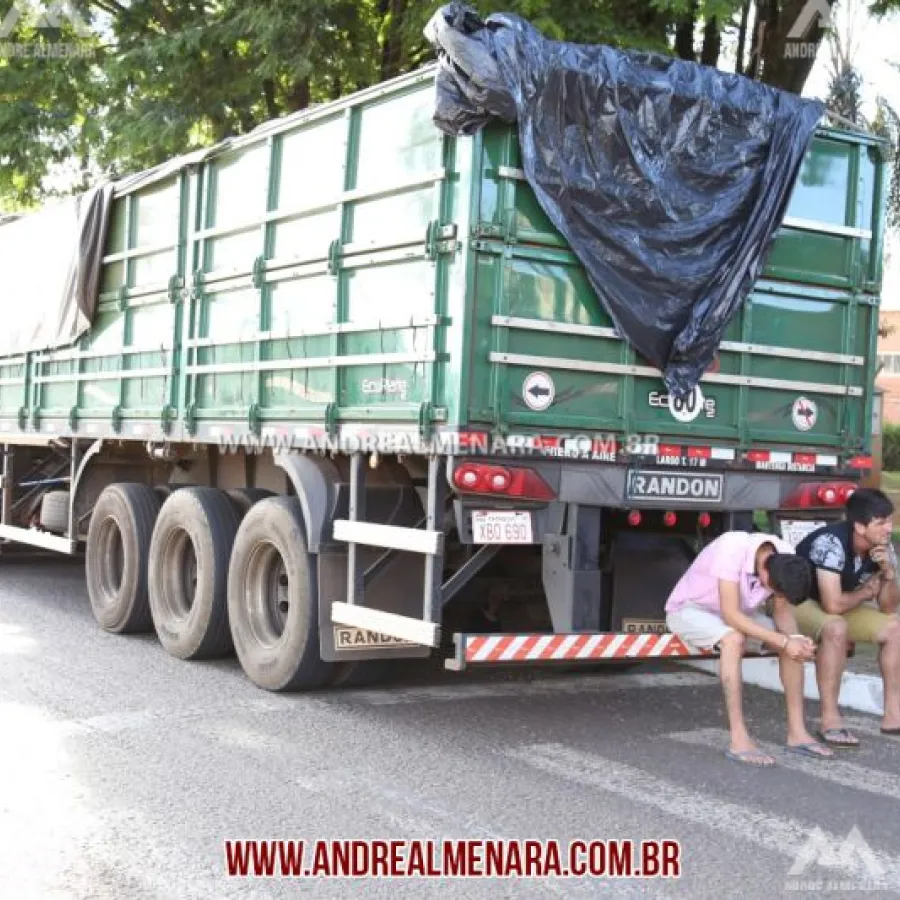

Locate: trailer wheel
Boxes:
[148,487,240,660]
[226,488,274,518]
[86,483,161,634]
[227,496,333,691]
[39,490,70,534]
[153,483,193,503]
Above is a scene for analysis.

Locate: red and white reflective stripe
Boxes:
[748,449,840,467]
[464,632,713,663]
[644,443,736,461]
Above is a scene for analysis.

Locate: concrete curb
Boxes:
[683,658,885,718]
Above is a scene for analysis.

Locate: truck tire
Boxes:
[86,483,161,634]
[39,490,70,534]
[148,487,240,660]
[154,483,193,503]
[227,496,333,691]
[226,488,274,518]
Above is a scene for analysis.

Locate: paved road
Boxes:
[1,555,900,899]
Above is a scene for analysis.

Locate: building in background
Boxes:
[878,310,900,424]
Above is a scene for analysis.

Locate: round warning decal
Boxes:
[522,371,555,411]
[669,386,705,424]
[792,396,818,431]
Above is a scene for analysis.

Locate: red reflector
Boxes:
[659,444,682,457]
[687,446,712,459]
[628,510,642,526]
[793,453,817,466]
[849,456,873,470]
[781,480,856,510]
[451,463,555,501]
[746,450,770,463]
[698,512,711,528]
[663,511,677,527]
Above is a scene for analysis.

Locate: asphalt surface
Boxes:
[1,554,900,899]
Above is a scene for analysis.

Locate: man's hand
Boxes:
[861,576,883,602]
[870,545,896,581]
[784,635,816,662]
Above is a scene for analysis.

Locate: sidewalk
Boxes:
[686,644,886,717]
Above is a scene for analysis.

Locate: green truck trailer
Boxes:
[0,61,888,690]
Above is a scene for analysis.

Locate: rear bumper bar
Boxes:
[445,631,722,670]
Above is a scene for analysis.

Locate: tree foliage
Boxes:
[1,0,899,210]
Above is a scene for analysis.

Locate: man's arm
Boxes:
[817,568,879,615]
[876,576,900,615]
[719,580,812,659]
[871,544,900,615]
[770,594,804,638]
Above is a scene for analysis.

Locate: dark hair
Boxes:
[846,488,894,525]
[765,553,811,604]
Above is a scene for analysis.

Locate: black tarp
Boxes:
[423,3,825,398]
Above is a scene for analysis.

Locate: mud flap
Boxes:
[317,484,434,663]
[609,532,697,634]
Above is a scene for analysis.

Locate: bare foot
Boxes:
[787,730,833,757]
[728,737,775,766]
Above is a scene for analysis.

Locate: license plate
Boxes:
[779,519,826,547]
[625,469,724,503]
[471,510,533,544]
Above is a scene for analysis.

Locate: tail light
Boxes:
[663,511,677,527]
[452,463,556,501]
[628,510,642,526]
[698,512,711,528]
[781,481,856,509]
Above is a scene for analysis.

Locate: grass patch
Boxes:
[884,472,900,544]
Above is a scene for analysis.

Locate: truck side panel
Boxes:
[465,122,883,458]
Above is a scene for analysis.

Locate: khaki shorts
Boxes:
[666,603,774,652]
[794,599,896,644]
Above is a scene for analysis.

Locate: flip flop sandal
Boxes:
[786,742,833,759]
[816,728,860,749]
[725,749,776,767]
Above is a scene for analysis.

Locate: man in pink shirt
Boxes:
[666,530,833,766]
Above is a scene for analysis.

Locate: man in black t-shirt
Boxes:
[794,488,900,744]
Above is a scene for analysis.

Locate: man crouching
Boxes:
[665,530,833,766]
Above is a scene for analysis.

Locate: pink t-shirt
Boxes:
[665,531,796,615]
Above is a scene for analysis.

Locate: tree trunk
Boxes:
[379,0,407,81]
[674,1,697,61]
[263,79,279,120]
[758,0,835,94]
[700,16,721,67]
[746,2,764,78]
[736,0,751,73]
[285,78,310,113]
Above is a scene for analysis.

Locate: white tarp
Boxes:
[0,181,114,357]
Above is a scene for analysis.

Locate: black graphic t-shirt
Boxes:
[795,521,893,603]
